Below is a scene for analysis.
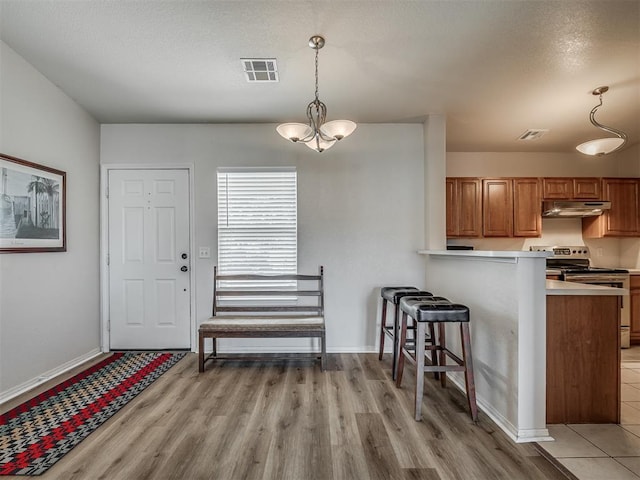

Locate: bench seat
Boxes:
[200,316,325,331]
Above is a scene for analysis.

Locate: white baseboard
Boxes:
[0,348,102,404]
[446,373,551,443]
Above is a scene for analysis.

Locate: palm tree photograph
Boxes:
[0,153,66,253]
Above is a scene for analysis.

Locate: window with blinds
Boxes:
[217,169,297,289]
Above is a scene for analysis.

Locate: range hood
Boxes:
[542,200,611,218]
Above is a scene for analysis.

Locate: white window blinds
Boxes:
[217,169,297,283]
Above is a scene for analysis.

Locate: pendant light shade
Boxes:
[277,36,356,153]
[275,123,313,142]
[576,86,627,156]
[576,137,626,156]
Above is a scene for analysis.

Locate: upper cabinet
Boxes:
[542,177,600,200]
[513,178,542,237]
[446,177,482,238]
[482,178,513,237]
[482,178,541,238]
[583,178,640,238]
[447,176,640,240]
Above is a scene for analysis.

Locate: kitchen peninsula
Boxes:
[419,249,550,443]
[419,250,627,443]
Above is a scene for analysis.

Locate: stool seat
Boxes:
[413,303,470,323]
[381,287,419,303]
[399,296,450,320]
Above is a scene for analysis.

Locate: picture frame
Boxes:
[0,153,66,253]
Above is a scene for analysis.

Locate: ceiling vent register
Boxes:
[241,59,279,82]
[518,129,549,141]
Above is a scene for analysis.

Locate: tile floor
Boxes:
[537,347,640,479]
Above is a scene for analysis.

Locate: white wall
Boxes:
[100,123,426,352]
[0,42,101,394]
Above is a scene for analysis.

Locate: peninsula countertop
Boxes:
[546,279,628,296]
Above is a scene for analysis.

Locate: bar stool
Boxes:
[396,296,478,423]
[378,287,432,379]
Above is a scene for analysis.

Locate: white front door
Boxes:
[108,169,191,349]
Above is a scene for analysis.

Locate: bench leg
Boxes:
[198,332,205,373]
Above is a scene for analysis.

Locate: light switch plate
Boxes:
[199,247,210,258]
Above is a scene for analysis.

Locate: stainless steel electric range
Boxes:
[531,245,630,347]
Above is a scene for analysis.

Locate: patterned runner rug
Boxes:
[0,352,185,476]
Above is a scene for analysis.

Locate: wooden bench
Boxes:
[198,266,326,372]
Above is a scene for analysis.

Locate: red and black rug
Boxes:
[0,352,185,476]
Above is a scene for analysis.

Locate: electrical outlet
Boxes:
[199,247,210,258]
[596,247,604,257]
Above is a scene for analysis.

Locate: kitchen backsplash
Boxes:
[447,218,623,267]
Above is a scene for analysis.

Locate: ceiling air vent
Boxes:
[518,129,549,141]
[241,58,279,82]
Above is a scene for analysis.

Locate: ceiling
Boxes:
[1,0,638,153]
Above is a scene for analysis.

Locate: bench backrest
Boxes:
[212,265,324,317]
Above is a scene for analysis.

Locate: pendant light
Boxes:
[276,36,356,153]
[576,86,628,156]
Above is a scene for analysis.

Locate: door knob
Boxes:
[181,266,188,272]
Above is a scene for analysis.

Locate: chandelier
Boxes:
[576,86,628,156]
[276,35,356,153]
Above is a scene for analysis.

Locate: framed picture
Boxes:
[0,153,66,253]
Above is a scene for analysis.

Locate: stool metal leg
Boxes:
[438,323,447,388]
[378,298,388,360]
[395,312,408,388]
[392,302,401,380]
[461,323,478,422]
[414,321,427,421]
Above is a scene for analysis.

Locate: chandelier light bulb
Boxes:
[276,35,357,153]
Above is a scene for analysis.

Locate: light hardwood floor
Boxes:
[2,353,567,480]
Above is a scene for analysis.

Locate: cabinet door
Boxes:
[602,178,640,236]
[631,276,640,345]
[446,178,482,238]
[445,178,457,237]
[458,178,482,237]
[574,178,601,199]
[542,178,572,199]
[483,179,513,237]
[513,178,541,237]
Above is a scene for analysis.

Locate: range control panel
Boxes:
[529,245,590,259]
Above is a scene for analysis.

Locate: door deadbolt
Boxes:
[181,253,188,259]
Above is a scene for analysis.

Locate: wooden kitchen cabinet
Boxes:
[446,177,482,237]
[482,177,541,237]
[583,178,640,238]
[542,177,601,200]
[513,178,541,237]
[630,275,640,345]
[482,178,512,237]
[547,294,620,423]
[574,178,601,199]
